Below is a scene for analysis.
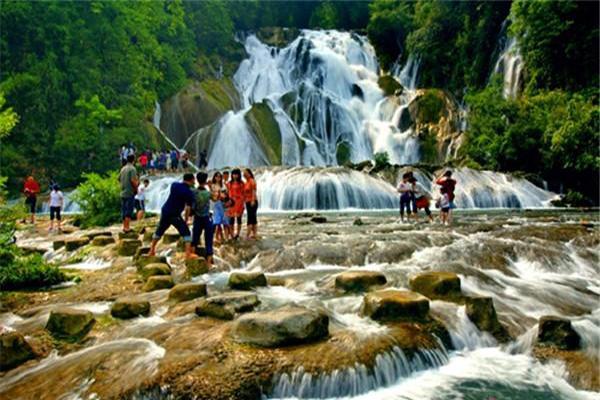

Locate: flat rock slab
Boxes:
[169,283,207,303]
[135,254,167,269]
[228,272,267,290]
[118,239,142,256]
[0,331,35,371]
[118,231,139,240]
[465,296,510,343]
[140,263,172,280]
[65,237,90,251]
[111,298,151,319]
[46,308,95,340]
[335,271,387,292]
[231,306,329,347]
[362,289,429,322]
[85,230,113,240]
[91,235,116,246]
[143,275,175,292]
[537,315,581,350]
[195,292,259,320]
[409,271,461,300]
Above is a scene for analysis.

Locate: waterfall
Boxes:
[394,55,420,91]
[493,36,523,99]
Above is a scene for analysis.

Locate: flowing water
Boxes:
[492,22,524,99]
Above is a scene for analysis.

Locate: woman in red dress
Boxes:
[243,168,258,239]
[227,169,245,239]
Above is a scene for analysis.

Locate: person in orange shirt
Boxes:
[23,175,41,224]
[243,168,258,239]
[227,169,245,239]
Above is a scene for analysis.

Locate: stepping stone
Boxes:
[228,272,267,290]
[361,289,429,322]
[162,231,180,244]
[53,240,65,250]
[85,230,113,240]
[118,231,139,240]
[143,276,175,292]
[46,308,95,340]
[465,296,510,343]
[117,239,142,256]
[111,297,151,319]
[537,316,581,350]
[195,291,259,320]
[0,331,35,371]
[231,306,329,347]
[91,235,115,246]
[335,271,387,292]
[409,271,461,300]
[65,237,90,251]
[135,254,168,270]
[140,263,172,280]
[168,283,207,303]
[185,258,209,277]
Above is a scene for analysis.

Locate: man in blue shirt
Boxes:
[148,173,197,259]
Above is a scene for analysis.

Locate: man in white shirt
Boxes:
[49,184,64,232]
[135,179,150,221]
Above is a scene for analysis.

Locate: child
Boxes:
[397,173,413,223]
[222,191,234,240]
[49,184,64,232]
[135,179,150,221]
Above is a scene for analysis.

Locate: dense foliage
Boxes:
[72,171,122,228]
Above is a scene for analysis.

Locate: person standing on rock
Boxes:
[148,173,198,260]
[436,170,457,225]
[211,172,226,244]
[243,168,258,239]
[135,179,149,221]
[191,172,214,265]
[410,176,433,223]
[118,154,139,233]
[22,175,40,224]
[48,184,64,232]
[228,169,245,239]
[397,172,413,223]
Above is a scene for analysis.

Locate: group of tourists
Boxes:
[121,145,192,174]
[118,154,258,264]
[397,170,457,225]
[21,175,65,231]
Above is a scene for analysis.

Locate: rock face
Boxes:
[244,102,282,165]
[195,292,259,320]
[140,263,172,280]
[118,239,142,256]
[362,290,430,322]
[168,283,207,303]
[231,307,329,347]
[228,272,267,290]
[111,298,151,319]
[335,271,387,292]
[143,276,175,292]
[92,235,115,246]
[65,237,90,251]
[537,316,581,350]
[0,331,35,371]
[46,308,95,340]
[185,258,209,277]
[409,271,462,300]
[465,296,510,342]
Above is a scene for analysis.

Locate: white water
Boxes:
[493,36,523,99]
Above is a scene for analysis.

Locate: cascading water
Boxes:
[493,36,523,99]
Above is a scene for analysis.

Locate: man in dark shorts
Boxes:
[192,172,214,265]
[23,175,40,224]
[118,154,139,232]
[148,173,198,259]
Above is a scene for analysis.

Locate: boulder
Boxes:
[0,331,35,371]
[85,230,113,240]
[465,296,510,342]
[195,292,259,320]
[117,239,142,256]
[353,218,364,226]
[46,308,95,340]
[409,271,462,300]
[537,316,581,350]
[143,276,175,292]
[335,271,387,292]
[65,237,90,251]
[140,263,172,280]
[135,254,167,270]
[162,232,180,244]
[53,239,65,250]
[377,75,402,97]
[118,231,139,240]
[228,272,267,290]
[168,283,207,303]
[361,289,429,322]
[111,297,150,319]
[185,257,209,277]
[231,307,329,347]
[310,216,327,224]
[91,235,116,246]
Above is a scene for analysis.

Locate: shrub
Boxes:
[0,255,66,290]
[72,171,121,228]
[373,151,390,170]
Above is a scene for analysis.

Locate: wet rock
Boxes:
[134,245,151,258]
[377,75,402,96]
[140,263,172,280]
[143,230,154,242]
[111,297,151,319]
[162,231,180,244]
[143,275,175,292]
[45,308,95,340]
[353,217,364,226]
[231,306,329,347]
[85,230,113,240]
[465,296,510,342]
[135,254,167,270]
[310,216,327,224]
[186,257,209,277]
[91,235,115,246]
[362,290,429,322]
[228,272,267,290]
[169,283,207,303]
[64,237,90,251]
[537,316,581,350]
[118,231,139,240]
[409,271,462,301]
[533,347,598,391]
[19,246,47,256]
[53,239,65,250]
[195,292,259,320]
[117,239,142,256]
[0,331,36,371]
[335,271,387,292]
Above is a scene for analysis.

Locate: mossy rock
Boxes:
[64,237,90,252]
[465,296,511,343]
[256,27,300,47]
[118,239,142,256]
[0,331,36,371]
[118,231,139,240]
[92,235,115,246]
[168,283,207,303]
[537,316,581,350]
[362,290,429,322]
[228,272,267,290]
[53,240,65,251]
[142,230,154,242]
[162,232,180,244]
[335,271,387,292]
[85,230,113,240]
[245,101,282,165]
[134,246,151,261]
[377,75,402,96]
[409,89,446,124]
[111,297,151,319]
[45,308,95,340]
[409,271,462,301]
[143,276,175,292]
[140,263,172,280]
[135,255,168,270]
[336,142,351,165]
[186,257,209,277]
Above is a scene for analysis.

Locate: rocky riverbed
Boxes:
[0,210,598,399]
